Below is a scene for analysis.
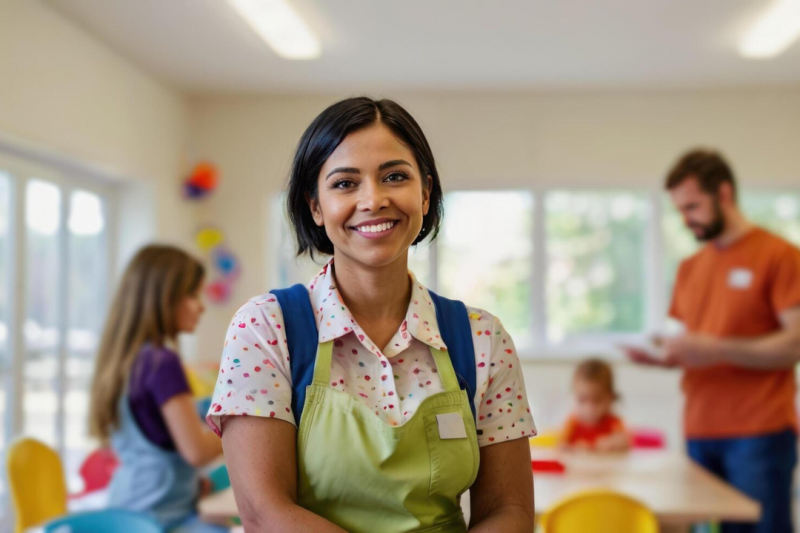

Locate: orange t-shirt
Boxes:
[670,228,800,439]
[562,413,626,446]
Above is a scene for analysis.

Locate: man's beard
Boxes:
[689,199,725,242]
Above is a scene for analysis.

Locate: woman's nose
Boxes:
[357,180,390,212]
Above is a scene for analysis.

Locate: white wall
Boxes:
[0,0,192,262]
[187,89,800,448]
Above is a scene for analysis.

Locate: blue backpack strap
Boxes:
[427,290,477,423]
[271,284,318,427]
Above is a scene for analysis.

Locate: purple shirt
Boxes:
[128,343,191,450]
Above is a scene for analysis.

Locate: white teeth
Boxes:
[358,221,395,233]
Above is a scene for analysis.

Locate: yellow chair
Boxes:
[539,489,659,533]
[7,437,68,533]
[530,429,560,448]
[185,364,215,398]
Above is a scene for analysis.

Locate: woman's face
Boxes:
[309,123,431,269]
[176,285,206,334]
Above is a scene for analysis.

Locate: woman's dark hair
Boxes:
[287,97,444,258]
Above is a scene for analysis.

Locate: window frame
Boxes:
[0,147,117,514]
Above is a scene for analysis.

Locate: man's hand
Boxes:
[619,343,678,368]
[662,333,722,368]
[622,333,721,369]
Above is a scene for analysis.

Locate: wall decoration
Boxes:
[183,161,219,199]
[195,226,240,305]
[195,227,224,252]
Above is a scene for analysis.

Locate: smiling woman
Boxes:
[286,97,443,262]
[208,97,536,533]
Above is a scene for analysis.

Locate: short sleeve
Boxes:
[770,245,800,313]
[471,310,537,447]
[206,293,295,436]
[147,349,191,407]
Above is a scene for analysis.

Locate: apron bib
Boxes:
[296,341,480,533]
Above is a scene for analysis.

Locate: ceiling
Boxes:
[46,0,800,94]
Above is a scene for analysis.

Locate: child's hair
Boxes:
[573,358,619,400]
[88,245,205,443]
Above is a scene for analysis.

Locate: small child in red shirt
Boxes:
[561,358,630,452]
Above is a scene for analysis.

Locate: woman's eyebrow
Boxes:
[325,167,360,180]
[325,159,412,180]
[379,159,413,171]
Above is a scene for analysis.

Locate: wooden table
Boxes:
[199,449,761,529]
[530,448,760,527]
[199,487,240,525]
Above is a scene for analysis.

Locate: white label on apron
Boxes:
[728,268,753,289]
[436,413,467,440]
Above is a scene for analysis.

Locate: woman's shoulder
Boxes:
[463,305,499,326]
[235,286,318,314]
[238,291,284,311]
[462,305,511,342]
[230,291,290,327]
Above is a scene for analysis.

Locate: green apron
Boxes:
[297,341,480,532]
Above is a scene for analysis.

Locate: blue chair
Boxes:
[207,463,230,492]
[44,510,165,533]
[196,396,212,421]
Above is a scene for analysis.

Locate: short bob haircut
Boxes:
[286,97,444,258]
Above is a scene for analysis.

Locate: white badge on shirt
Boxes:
[728,267,753,290]
[437,413,467,440]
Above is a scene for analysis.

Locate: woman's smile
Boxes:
[350,218,400,239]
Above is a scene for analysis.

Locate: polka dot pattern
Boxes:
[206,258,537,446]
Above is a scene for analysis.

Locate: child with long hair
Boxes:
[89,245,226,532]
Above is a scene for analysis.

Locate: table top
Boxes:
[199,486,239,524]
[530,449,761,525]
[199,449,761,526]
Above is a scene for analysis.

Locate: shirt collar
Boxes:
[307,258,447,355]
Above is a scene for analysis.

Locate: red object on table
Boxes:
[631,429,666,449]
[531,459,566,474]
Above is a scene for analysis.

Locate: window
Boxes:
[438,191,534,349]
[65,190,107,486]
[742,192,800,246]
[545,191,650,345]
[662,198,698,304]
[23,180,62,448]
[0,173,11,501]
[0,154,113,519]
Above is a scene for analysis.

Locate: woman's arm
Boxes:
[221,415,347,533]
[161,393,223,467]
[469,439,534,532]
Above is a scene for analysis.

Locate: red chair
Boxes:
[69,448,120,499]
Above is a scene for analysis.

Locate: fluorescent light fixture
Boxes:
[228,0,321,60]
[739,0,800,59]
